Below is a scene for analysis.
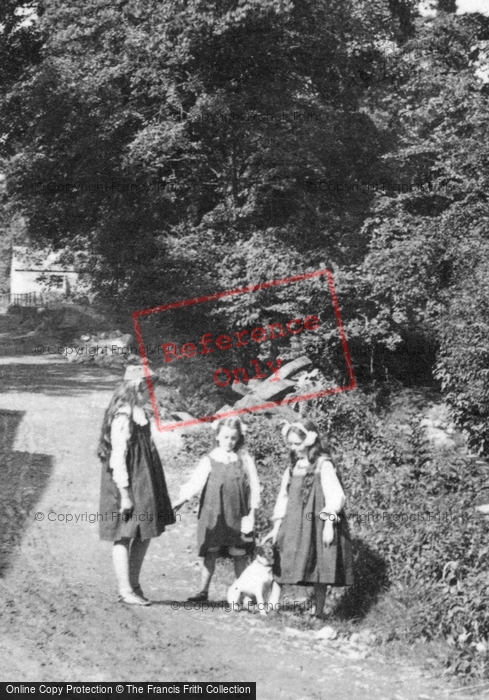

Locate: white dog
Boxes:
[227,555,274,616]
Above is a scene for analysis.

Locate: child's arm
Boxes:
[241,452,261,532]
[262,467,290,544]
[319,459,346,546]
[244,453,261,510]
[109,410,133,515]
[172,456,212,511]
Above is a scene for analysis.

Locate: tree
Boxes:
[0,1,43,91]
[354,10,489,447]
[1,0,415,316]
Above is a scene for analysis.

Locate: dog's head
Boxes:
[255,541,274,566]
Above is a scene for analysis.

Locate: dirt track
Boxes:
[0,354,469,699]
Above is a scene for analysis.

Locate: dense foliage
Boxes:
[314,388,489,678]
[3,0,489,679]
[2,2,489,452]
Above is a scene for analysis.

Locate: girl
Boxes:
[263,419,353,617]
[98,363,175,606]
[173,417,260,602]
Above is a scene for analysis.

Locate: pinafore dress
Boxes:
[197,455,250,557]
[274,459,353,586]
[99,414,175,541]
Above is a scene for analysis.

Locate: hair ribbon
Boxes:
[281,421,317,447]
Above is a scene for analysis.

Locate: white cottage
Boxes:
[10,246,79,302]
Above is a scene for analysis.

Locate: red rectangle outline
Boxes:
[132,268,356,431]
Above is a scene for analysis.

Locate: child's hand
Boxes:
[241,514,254,534]
[119,496,134,520]
[118,487,134,517]
[322,520,335,547]
[261,521,281,545]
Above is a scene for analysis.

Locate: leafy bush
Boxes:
[434,251,489,455]
[312,387,489,678]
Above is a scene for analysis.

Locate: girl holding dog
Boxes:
[263,419,353,617]
[98,363,176,606]
[173,417,261,602]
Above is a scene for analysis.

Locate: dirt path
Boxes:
[0,355,469,699]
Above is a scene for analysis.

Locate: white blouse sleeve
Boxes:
[178,456,212,503]
[242,452,261,510]
[272,467,291,521]
[109,412,131,489]
[320,459,346,514]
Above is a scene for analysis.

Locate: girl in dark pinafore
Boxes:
[173,417,260,602]
[263,419,353,618]
[98,364,175,606]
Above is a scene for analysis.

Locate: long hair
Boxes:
[97,381,141,461]
[287,419,335,504]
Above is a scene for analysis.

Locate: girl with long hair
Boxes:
[98,364,175,605]
[263,419,353,617]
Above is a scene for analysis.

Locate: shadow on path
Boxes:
[333,537,388,620]
[0,409,53,577]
